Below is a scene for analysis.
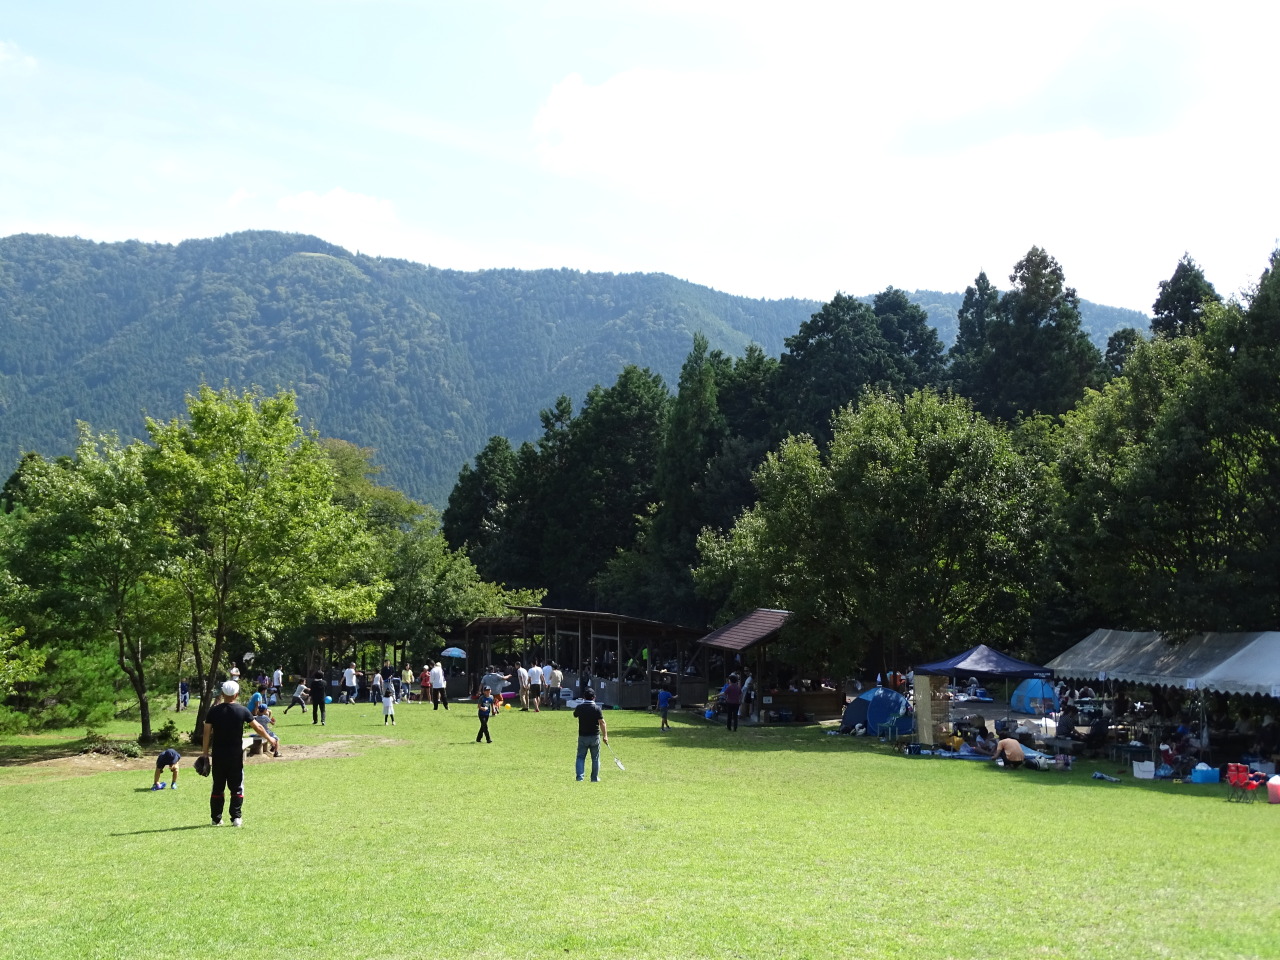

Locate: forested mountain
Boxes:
[0,230,1146,506]
[0,232,820,505]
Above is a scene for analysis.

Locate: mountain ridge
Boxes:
[0,230,1148,506]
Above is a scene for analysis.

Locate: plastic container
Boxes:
[1190,767,1220,784]
[1268,775,1280,804]
[1132,760,1155,780]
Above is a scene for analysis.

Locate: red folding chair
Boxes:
[1225,763,1248,802]
[1244,769,1266,802]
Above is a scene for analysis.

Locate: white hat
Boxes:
[221,680,240,697]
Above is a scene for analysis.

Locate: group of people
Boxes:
[476,661,566,712]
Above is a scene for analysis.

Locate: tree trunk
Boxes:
[115,626,152,743]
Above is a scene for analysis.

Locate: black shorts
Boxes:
[529,684,541,697]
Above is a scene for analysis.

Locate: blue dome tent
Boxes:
[841,686,912,736]
[1010,678,1060,715]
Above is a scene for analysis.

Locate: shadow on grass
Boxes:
[0,738,92,766]
[110,824,211,836]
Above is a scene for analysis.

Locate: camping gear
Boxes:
[1268,775,1280,804]
[439,647,466,659]
[1010,678,1060,715]
[841,687,912,738]
[1132,760,1156,779]
[1190,764,1219,784]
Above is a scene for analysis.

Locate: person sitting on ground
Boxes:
[254,701,281,756]
[992,736,1025,769]
[972,727,996,756]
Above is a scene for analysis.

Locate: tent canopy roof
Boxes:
[1047,629,1280,696]
[914,643,1052,680]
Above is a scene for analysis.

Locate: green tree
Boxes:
[1104,327,1145,378]
[696,390,1049,674]
[1059,253,1280,631]
[8,433,176,741]
[972,247,1103,420]
[1151,253,1221,338]
[947,271,1000,395]
[441,435,518,574]
[145,386,387,735]
[772,294,907,446]
[379,511,544,654]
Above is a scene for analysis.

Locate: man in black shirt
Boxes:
[308,670,327,725]
[572,688,609,783]
[201,680,273,827]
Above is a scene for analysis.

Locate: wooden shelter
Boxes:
[699,608,844,722]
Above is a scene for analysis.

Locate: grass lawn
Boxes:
[0,699,1276,960]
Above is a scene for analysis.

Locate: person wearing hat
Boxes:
[200,680,274,827]
[572,688,609,782]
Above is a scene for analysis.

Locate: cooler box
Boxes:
[1268,776,1280,804]
[1189,767,1219,784]
[1132,760,1156,780]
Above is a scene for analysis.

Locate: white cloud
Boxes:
[0,40,37,74]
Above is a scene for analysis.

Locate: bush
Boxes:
[80,732,143,759]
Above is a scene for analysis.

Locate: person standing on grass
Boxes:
[420,663,432,705]
[541,661,553,706]
[309,670,327,726]
[342,662,359,704]
[476,686,495,743]
[657,686,676,731]
[272,666,283,697]
[739,669,754,723]
[527,659,542,713]
[401,663,414,702]
[430,661,448,709]
[371,670,384,704]
[517,662,530,711]
[548,663,564,710]
[382,682,397,726]
[201,680,274,827]
[152,747,180,790]
[573,688,608,782]
[723,674,742,732]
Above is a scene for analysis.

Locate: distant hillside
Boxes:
[0,232,819,506]
[0,231,1149,506]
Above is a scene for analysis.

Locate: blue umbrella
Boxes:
[440,647,466,659]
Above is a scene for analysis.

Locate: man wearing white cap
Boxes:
[200,680,273,827]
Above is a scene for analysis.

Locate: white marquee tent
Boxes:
[1047,629,1280,697]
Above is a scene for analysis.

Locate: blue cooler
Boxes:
[1190,766,1220,784]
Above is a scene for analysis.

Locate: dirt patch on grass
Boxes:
[0,736,406,784]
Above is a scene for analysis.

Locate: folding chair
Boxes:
[1225,763,1251,802]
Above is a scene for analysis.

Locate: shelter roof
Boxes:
[698,608,792,652]
[914,643,1052,679]
[1047,629,1280,695]
[506,606,704,640]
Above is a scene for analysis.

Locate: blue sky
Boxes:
[2,1,1276,313]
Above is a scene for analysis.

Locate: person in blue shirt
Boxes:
[657,686,676,731]
[476,686,495,743]
[247,683,268,715]
[152,747,181,790]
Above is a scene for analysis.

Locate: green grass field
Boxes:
[1,700,1276,960]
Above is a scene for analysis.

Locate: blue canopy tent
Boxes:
[913,644,1053,681]
[841,687,913,737]
[1010,678,1060,715]
[913,644,1054,742]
